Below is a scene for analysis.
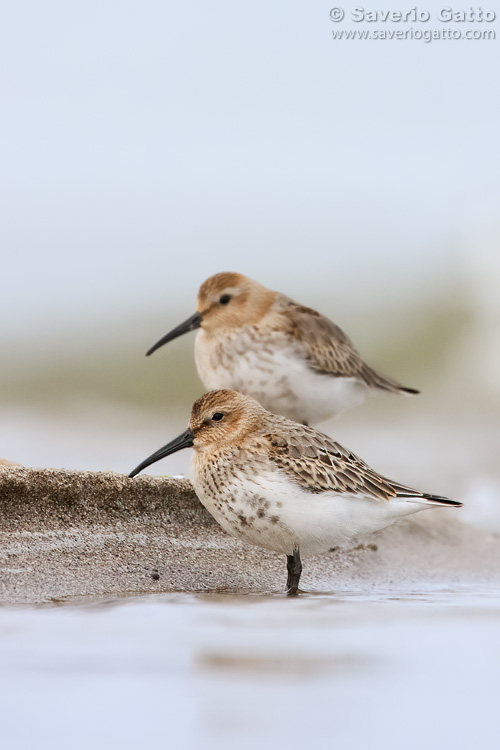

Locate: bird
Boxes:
[128,390,461,595]
[145,272,418,425]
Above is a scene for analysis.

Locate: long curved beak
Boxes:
[146,312,202,356]
[128,429,195,478]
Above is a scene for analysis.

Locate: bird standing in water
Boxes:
[129,390,461,595]
[146,272,418,425]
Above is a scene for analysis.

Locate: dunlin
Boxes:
[129,390,461,594]
[146,273,418,425]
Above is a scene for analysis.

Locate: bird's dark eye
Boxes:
[219,295,231,305]
[211,412,224,421]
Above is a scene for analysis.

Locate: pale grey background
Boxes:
[1,1,499,480]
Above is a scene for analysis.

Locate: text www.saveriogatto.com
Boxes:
[329,6,497,42]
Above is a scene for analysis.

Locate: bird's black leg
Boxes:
[286,548,302,596]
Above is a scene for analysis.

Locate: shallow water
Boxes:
[1,588,500,750]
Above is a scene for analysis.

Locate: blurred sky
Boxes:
[2,0,499,347]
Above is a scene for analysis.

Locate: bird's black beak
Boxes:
[146,312,202,356]
[128,429,195,478]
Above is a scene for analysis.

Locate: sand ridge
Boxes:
[0,465,498,604]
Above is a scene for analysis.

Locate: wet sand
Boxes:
[1,466,499,603]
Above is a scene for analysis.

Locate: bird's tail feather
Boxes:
[420,493,463,507]
[363,365,420,395]
[390,481,462,507]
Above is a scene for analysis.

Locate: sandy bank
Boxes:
[0,466,498,604]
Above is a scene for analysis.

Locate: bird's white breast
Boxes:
[194,328,368,424]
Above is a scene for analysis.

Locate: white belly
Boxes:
[191,461,429,557]
[194,329,369,424]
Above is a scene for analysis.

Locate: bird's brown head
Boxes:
[146,273,276,356]
[188,389,266,452]
[195,272,275,332]
[128,390,267,477]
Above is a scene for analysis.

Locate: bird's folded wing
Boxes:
[281,301,416,393]
[266,426,425,502]
[281,302,367,379]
